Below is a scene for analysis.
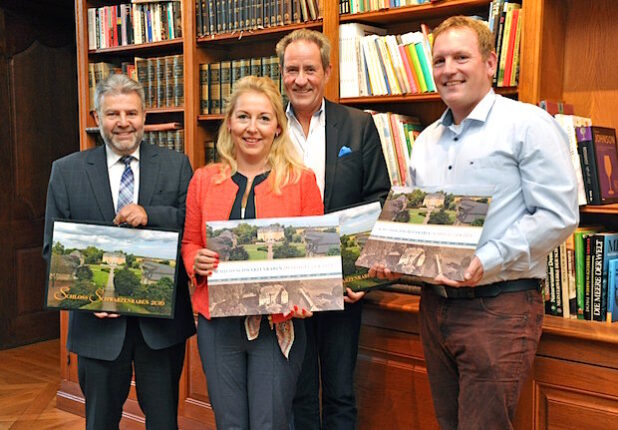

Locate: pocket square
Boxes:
[338,146,352,157]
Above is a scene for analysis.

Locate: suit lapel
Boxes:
[138,143,158,206]
[85,146,116,221]
[324,100,340,211]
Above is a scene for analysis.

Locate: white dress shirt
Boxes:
[286,100,326,200]
[106,145,140,212]
[409,90,579,283]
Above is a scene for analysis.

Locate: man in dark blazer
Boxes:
[277,29,391,429]
[43,74,195,430]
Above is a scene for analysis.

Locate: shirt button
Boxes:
[454,137,459,141]
[448,165,452,170]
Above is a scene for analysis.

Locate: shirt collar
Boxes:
[105,143,141,169]
[286,99,326,127]
[439,89,497,127]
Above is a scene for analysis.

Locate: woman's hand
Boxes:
[193,248,219,277]
[283,305,313,319]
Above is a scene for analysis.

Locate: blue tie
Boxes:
[117,156,134,213]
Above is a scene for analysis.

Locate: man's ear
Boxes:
[486,51,498,79]
[324,63,332,83]
[93,110,100,127]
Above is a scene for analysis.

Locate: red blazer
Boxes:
[181,163,324,320]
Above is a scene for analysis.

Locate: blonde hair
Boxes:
[276,28,331,70]
[215,75,305,194]
[432,15,495,59]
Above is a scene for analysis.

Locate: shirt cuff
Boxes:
[475,241,503,279]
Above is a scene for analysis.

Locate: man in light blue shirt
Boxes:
[409,16,578,429]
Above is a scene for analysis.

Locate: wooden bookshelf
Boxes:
[61,0,618,428]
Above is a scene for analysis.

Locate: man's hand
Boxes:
[434,256,484,288]
[344,288,365,304]
[94,312,120,319]
[114,203,148,227]
[368,263,402,281]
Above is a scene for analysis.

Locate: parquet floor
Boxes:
[0,339,85,429]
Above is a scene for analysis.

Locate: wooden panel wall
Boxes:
[0,0,78,349]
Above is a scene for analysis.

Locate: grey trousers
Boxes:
[197,315,306,430]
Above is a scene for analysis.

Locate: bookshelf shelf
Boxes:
[339,86,518,105]
[87,38,183,55]
[580,204,618,215]
[196,21,323,45]
[339,0,491,25]
[145,106,184,114]
[197,114,225,121]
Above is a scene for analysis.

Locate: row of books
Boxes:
[546,229,618,323]
[87,2,182,50]
[205,140,219,164]
[549,110,618,206]
[368,111,423,186]
[144,129,185,153]
[339,0,430,15]
[339,23,436,98]
[488,0,522,87]
[196,0,321,37]
[88,55,183,111]
[200,56,286,115]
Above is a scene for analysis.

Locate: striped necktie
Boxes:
[117,156,134,213]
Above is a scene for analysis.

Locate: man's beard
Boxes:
[100,126,143,154]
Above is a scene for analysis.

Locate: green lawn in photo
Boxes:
[90,265,109,288]
[244,244,268,260]
[409,210,426,224]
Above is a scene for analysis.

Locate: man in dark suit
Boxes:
[276,29,391,429]
[43,74,195,430]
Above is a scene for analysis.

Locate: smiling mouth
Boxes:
[444,80,464,87]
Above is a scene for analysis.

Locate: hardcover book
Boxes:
[576,126,618,205]
[206,215,344,317]
[331,202,392,292]
[45,221,180,318]
[607,258,618,323]
[356,187,491,282]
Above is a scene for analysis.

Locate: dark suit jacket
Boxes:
[323,99,391,211]
[43,143,196,361]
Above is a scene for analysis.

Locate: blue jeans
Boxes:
[419,286,544,430]
[293,300,362,430]
[198,315,306,430]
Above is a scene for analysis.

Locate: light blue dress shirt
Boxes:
[409,90,579,284]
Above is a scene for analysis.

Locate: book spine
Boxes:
[220,60,232,112]
[164,56,174,108]
[547,246,556,315]
[553,246,563,317]
[592,235,604,321]
[584,235,593,320]
[209,62,221,114]
[173,54,183,107]
[574,231,588,319]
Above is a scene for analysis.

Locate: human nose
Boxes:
[442,58,455,75]
[247,118,258,132]
[295,70,308,85]
[117,112,129,126]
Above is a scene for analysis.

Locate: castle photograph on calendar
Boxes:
[45,221,180,318]
[206,214,344,317]
[356,187,491,282]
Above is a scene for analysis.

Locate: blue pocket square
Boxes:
[338,146,352,157]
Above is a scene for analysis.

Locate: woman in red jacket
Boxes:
[181,75,323,429]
